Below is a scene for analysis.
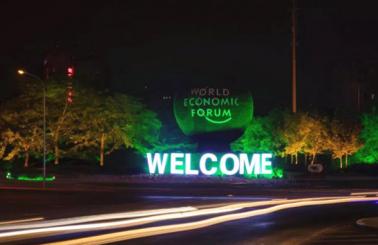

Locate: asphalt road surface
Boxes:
[0,186,377,244]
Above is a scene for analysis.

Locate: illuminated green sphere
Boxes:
[173,88,253,135]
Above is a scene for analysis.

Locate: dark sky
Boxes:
[2,0,378,114]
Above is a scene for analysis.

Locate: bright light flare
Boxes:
[17,69,25,75]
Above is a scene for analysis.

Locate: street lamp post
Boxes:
[18,69,47,188]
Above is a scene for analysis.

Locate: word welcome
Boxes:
[146,153,273,176]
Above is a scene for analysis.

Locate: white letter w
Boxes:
[147,153,167,174]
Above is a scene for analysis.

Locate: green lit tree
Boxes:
[231,117,275,153]
[231,110,284,155]
[354,113,378,164]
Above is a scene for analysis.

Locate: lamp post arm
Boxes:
[24,72,45,88]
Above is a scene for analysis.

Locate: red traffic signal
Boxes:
[67,66,74,78]
[66,87,73,104]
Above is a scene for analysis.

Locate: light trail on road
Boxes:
[0,206,196,231]
[0,217,44,226]
[43,196,378,245]
[0,196,346,240]
[350,191,378,196]
[0,195,369,243]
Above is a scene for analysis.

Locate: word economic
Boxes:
[146,153,273,176]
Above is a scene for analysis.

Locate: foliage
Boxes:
[65,89,164,166]
[233,110,365,168]
[0,85,44,167]
[327,120,362,168]
[279,112,304,164]
[354,113,378,164]
[3,78,377,171]
[232,117,274,153]
[0,80,165,167]
[231,110,284,155]
[279,113,330,165]
[300,114,329,164]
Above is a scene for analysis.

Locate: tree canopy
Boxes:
[0,81,167,167]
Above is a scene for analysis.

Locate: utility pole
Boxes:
[291,0,297,113]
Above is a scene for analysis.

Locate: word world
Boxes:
[146,153,273,176]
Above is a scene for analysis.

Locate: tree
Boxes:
[67,89,120,166]
[0,79,191,168]
[67,90,163,166]
[279,113,329,165]
[280,112,304,164]
[231,117,276,153]
[344,130,361,167]
[0,86,44,167]
[46,82,72,165]
[301,114,329,165]
[327,120,346,168]
[354,113,378,164]
[0,129,19,161]
[327,120,362,168]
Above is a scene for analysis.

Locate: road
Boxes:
[126,201,378,245]
[0,186,377,244]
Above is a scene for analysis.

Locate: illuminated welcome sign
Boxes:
[146,153,273,176]
[174,88,253,135]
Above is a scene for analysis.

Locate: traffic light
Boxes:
[66,86,73,104]
[67,66,74,78]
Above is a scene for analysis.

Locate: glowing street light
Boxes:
[17,69,47,188]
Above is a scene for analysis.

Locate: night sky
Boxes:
[2,0,378,114]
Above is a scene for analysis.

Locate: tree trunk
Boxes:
[0,145,6,159]
[100,133,105,167]
[54,144,59,165]
[295,153,298,164]
[311,154,316,165]
[54,102,69,165]
[24,151,30,168]
[339,157,343,169]
[304,154,307,165]
[345,154,348,167]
